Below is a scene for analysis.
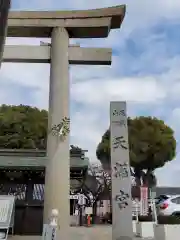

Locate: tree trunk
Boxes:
[142,171,148,186]
[144,170,157,187]
[135,176,141,186]
[134,168,142,186]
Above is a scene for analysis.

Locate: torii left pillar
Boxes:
[0,0,11,67]
[44,27,70,239]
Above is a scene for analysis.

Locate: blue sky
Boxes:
[1,0,180,186]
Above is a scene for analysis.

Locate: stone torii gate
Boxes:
[0,0,11,65]
[5,5,126,239]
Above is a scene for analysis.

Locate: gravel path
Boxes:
[7,225,154,240]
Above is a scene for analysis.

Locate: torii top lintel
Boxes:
[7,5,126,38]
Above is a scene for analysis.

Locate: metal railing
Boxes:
[132,200,151,216]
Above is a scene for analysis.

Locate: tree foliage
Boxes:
[96,116,176,186]
[0,104,48,149]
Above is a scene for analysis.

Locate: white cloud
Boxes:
[1,0,180,185]
[71,109,102,162]
[154,108,180,186]
[169,108,180,126]
[155,155,180,187]
[72,76,167,106]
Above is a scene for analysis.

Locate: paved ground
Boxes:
[7,226,154,240]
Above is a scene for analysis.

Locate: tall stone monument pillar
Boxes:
[43,27,70,238]
[110,101,133,240]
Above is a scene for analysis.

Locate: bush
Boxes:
[136,215,152,222]
[158,216,180,224]
[132,215,180,224]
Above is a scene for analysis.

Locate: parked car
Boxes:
[155,194,170,204]
[156,194,180,217]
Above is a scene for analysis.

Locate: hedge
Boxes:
[132,215,180,224]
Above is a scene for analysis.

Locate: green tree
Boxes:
[0,104,48,149]
[96,116,176,187]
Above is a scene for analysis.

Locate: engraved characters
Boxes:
[112,136,128,150]
[113,162,129,179]
[115,190,129,210]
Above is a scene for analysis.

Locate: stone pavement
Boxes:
[7,225,154,240]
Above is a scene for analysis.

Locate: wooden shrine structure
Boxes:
[0,149,89,235]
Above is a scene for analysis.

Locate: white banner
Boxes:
[85,207,92,215]
[69,195,78,200]
[78,194,86,206]
[42,224,57,240]
[140,186,148,216]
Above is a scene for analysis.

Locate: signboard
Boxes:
[0,196,15,227]
[140,186,148,216]
[74,209,79,216]
[0,195,15,240]
[110,102,133,240]
[150,189,156,199]
[85,207,92,215]
[0,200,10,223]
[42,224,57,240]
